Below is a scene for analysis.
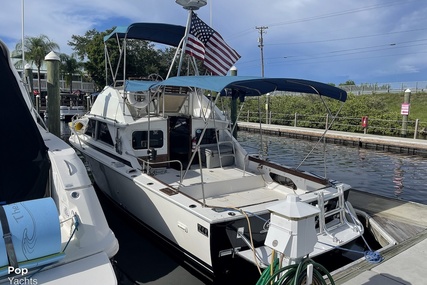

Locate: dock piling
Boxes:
[45,51,60,137]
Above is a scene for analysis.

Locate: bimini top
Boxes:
[151,76,347,102]
[104,23,186,47]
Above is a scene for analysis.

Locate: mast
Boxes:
[21,0,25,79]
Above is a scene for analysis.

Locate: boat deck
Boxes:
[153,165,289,208]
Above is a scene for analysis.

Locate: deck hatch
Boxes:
[159,187,178,196]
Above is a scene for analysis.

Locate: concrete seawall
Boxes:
[238,121,427,156]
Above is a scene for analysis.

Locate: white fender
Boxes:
[70,117,89,134]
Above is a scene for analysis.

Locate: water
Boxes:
[238,131,427,204]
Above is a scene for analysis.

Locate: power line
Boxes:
[267,28,427,46]
[267,0,423,28]
[229,0,423,40]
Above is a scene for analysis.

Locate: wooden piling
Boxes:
[45,51,60,137]
[24,64,34,105]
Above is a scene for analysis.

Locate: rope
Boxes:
[62,214,80,252]
[317,242,383,264]
[230,207,263,275]
[364,250,383,263]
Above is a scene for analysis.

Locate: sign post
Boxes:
[401,89,411,137]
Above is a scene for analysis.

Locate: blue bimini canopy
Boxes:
[104,23,186,47]
[152,76,347,102]
[125,80,155,92]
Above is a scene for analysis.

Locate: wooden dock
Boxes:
[332,189,427,284]
[238,122,427,156]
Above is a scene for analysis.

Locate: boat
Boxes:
[59,93,87,121]
[43,93,87,121]
[0,40,119,284]
[68,8,365,283]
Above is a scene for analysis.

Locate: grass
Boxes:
[365,92,427,122]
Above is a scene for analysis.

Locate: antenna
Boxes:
[176,0,207,10]
[256,26,268,77]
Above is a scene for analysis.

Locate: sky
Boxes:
[2,0,427,86]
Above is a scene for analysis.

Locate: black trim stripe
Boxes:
[85,141,133,167]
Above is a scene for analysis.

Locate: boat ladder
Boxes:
[316,185,363,243]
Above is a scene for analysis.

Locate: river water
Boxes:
[237,131,427,204]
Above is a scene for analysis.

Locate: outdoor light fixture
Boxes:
[176,0,207,10]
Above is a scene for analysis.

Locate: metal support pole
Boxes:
[230,66,238,139]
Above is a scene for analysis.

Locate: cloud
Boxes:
[1,0,427,85]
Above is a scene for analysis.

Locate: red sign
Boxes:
[401,103,410,115]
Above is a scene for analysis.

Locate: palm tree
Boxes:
[14,35,60,95]
[59,53,83,94]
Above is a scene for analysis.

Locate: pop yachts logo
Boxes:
[7,267,38,285]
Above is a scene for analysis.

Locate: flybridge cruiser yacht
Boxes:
[68,19,365,281]
[0,41,118,284]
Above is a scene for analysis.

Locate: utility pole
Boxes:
[256,26,268,77]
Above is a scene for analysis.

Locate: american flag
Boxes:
[184,11,241,76]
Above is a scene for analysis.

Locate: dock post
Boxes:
[35,95,40,114]
[414,119,419,139]
[45,51,61,137]
[401,89,411,137]
[24,64,34,105]
[230,66,238,139]
[86,95,91,110]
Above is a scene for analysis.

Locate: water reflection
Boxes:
[393,160,404,198]
[238,131,427,204]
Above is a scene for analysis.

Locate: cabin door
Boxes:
[169,116,191,167]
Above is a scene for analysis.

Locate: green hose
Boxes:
[256,257,335,285]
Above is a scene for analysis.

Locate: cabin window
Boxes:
[132,130,164,149]
[86,119,96,138]
[97,122,114,146]
[195,128,217,145]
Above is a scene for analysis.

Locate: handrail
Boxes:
[125,151,184,184]
[247,155,330,186]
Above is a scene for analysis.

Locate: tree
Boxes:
[339,80,356,86]
[59,53,83,93]
[14,35,60,95]
[69,28,115,89]
[68,27,210,88]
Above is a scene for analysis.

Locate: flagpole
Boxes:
[175,1,207,76]
[177,9,193,76]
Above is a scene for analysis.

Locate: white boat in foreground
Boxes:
[68,20,364,282]
[0,40,119,284]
